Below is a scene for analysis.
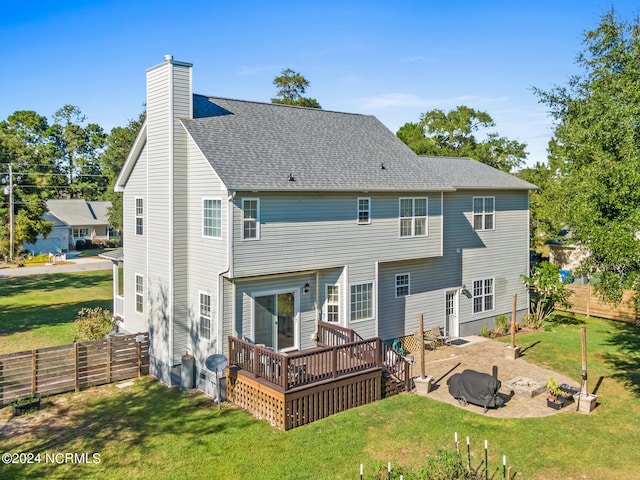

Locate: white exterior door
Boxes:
[445,290,459,338]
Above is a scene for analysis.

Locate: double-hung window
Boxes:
[357,198,371,224]
[135,198,144,236]
[199,292,212,341]
[350,283,373,321]
[326,285,340,323]
[203,199,222,238]
[242,199,259,240]
[395,273,410,298]
[135,274,144,313]
[472,278,494,313]
[473,196,495,231]
[399,197,427,237]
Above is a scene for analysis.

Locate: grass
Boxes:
[0,270,113,354]
[0,277,639,478]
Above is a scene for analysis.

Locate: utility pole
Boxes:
[9,164,14,262]
[2,164,14,262]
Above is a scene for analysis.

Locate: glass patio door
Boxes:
[254,292,296,351]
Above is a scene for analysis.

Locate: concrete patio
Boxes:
[410,336,583,418]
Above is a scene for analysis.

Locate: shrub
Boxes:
[74,307,115,341]
[494,314,508,335]
[521,262,572,329]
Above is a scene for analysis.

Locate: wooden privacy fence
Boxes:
[0,333,149,407]
[560,284,638,322]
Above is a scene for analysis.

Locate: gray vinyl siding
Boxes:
[378,258,458,340]
[121,143,149,336]
[231,192,443,278]
[377,190,530,340]
[171,64,193,365]
[452,190,530,334]
[186,136,228,371]
[234,273,317,352]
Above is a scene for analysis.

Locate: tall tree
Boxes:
[271,68,321,108]
[397,106,527,172]
[101,112,145,234]
[50,105,107,199]
[534,9,640,302]
[0,111,59,256]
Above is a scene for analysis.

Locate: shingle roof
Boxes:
[418,156,537,190]
[184,95,454,192]
[45,199,111,226]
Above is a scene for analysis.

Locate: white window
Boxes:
[399,197,428,237]
[135,198,144,236]
[203,199,222,238]
[326,285,340,323]
[472,278,494,313]
[242,199,259,240]
[199,293,212,341]
[357,197,371,224]
[135,274,144,313]
[350,283,373,322]
[395,273,410,298]
[473,196,495,231]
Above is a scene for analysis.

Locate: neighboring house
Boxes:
[113,56,536,394]
[547,230,589,273]
[22,199,117,254]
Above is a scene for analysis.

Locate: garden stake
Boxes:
[510,293,517,349]
[455,432,459,452]
[466,436,471,471]
[360,463,363,480]
[387,462,391,480]
[484,440,488,480]
[577,326,588,412]
[503,455,506,479]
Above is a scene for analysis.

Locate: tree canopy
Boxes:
[534,9,640,302]
[271,68,321,108]
[0,105,139,258]
[397,105,527,172]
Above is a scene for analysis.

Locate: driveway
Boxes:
[0,256,111,277]
[411,336,583,418]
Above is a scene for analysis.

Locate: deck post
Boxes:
[332,346,338,378]
[283,355,289,389]
[253,345,259,379]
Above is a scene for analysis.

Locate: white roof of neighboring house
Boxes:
[45,199,111,227]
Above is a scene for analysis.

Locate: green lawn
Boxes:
[0,270,113,354]
[0,277,639,479]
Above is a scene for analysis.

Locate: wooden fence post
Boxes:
[106,338,112,384]
[31,349,37,395]
[75,342,80,392]
[137,339,142,378]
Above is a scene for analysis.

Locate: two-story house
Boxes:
[114,56,535,393]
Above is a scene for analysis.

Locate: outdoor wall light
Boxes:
[303,283,310,294]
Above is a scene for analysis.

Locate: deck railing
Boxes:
[229,322,411,393]
[228,336,382,392]
[317,321,364,346]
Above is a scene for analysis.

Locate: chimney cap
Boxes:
[164,54,173,62]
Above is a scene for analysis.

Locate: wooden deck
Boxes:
[227,322,411,430]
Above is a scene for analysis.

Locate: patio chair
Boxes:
[414,328,439,351]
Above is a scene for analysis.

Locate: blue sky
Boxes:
[2,1,638,167]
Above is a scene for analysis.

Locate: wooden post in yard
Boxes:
[511,293,517,349]
[419,314,426,379]
[581,326,588,396]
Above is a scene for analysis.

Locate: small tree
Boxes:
[74,307,115,341]
[521,262,572,328]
